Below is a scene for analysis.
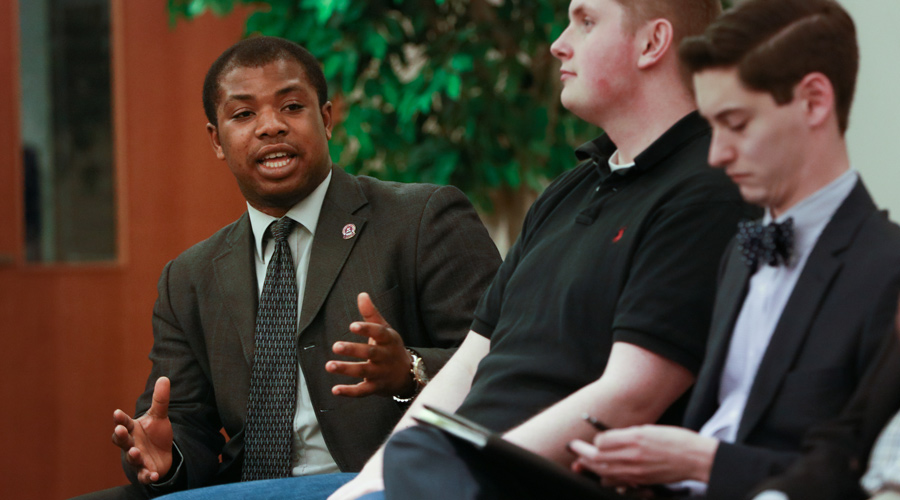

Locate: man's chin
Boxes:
[244,189,309,216]
[737,187,767,209]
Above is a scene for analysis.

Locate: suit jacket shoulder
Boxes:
[131,167,501,491]
[688,180,900,499]
[751,333,900,500]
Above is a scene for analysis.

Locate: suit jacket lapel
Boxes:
[211,213,259,366]
[686,243,752,429]
[297,167,368,338]
[737,180,875,441]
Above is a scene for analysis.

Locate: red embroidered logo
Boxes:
[612,226,627,243]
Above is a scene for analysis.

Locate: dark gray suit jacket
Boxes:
[125,167,501,493]
[683,180,900,499]
[750,332,900,500]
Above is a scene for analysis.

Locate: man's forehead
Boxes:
[218,61,309,99]
[694,66,740,87]
[221,59,304,82]
[694,67,744,112]
[569,0,603,17]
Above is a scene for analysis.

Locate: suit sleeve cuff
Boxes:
[148,441,185,491]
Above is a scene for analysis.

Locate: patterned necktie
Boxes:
[242,217,299,481]
[736,218,795,271]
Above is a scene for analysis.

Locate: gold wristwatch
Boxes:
[393,349,429,404]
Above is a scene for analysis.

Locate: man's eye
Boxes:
[582,17,594,28]
[284,103,304,111]
[729,121,747,132]
[232,111,253,119]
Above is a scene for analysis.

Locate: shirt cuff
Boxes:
[752,491,790,500]
[148,440,184,490]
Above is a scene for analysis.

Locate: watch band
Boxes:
[393,348,428,404]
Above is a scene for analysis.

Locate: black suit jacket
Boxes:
[750,332,900,500]
[683,180,900,499]
[125,167,501,493]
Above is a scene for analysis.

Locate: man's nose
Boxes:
[255,107,288,138]
[550,26,572,60]
[708,130,735,167]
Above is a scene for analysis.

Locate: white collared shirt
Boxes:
[246,169,340,476]
[861,408,900,493]
[608,149,636,172]
[681,169,859,495]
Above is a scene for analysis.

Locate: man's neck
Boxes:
[601,84,697,164]
[770,135,851,219]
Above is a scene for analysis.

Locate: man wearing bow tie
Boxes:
[568,1,900,498]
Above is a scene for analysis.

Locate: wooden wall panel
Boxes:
[0,0,22,261]
[0,1,250,498]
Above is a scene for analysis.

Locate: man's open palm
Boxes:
[111,376,174,484]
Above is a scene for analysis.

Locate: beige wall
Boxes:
[840,0,900,217]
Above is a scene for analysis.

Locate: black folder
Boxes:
[412,405,627,500]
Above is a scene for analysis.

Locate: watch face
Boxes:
[413,357,429,384]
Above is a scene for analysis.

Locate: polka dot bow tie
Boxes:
[736,218,794,271]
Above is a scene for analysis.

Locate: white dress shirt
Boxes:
[608,149,636,172]
[862,408,900,494]
[246,170,341,476]
[681,169,859,496]
[753,491,790,500]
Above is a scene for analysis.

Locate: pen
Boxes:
[582,413,609,431]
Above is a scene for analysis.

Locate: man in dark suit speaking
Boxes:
[79,37,500,499]
[568,1,900,498]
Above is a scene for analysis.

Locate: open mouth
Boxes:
[258,151,296,169]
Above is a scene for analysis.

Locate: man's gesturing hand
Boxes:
[326,292,416,398]
[111,376,175,484]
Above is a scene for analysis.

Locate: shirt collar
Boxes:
[608,150,636,173]
[764,169,858,259]
[575,111,710,182]
[247,169,333,259]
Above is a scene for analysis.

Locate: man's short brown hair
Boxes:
[612,0,722,45]
[611,0,721,89]
[679,0,858,133]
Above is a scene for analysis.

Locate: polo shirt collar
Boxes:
[574,111,710,182]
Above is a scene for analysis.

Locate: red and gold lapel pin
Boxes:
[342,223,357,240]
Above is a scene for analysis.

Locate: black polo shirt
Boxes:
[457,112,752,433]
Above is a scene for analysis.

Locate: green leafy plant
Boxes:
[168,0,596,216]
[168,0,731,245]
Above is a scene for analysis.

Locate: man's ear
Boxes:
[321,101,334,140]
[206,123,226,160]
[637,18,674,70]
[795,72,836,130]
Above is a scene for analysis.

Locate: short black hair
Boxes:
[680,0,858,133]
[202,36,328,127]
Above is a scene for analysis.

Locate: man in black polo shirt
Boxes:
[156,1,748,499]
[321,1,750,499]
